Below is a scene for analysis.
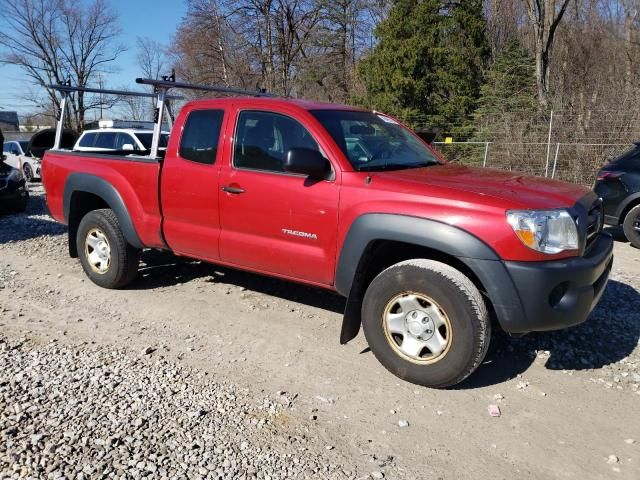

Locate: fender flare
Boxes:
[335,214,521,344]
[63,173,143,249]
[616,192,640,222]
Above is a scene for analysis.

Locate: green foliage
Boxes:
[473,39,538,143]
[475,39,537,115]
[355,0,490,134]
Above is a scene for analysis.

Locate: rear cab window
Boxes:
[179,110,225,164]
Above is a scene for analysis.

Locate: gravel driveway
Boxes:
[1,185,639,479]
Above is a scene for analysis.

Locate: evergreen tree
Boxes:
[356,0,490,133]
[473,39,538,143]
[473,39,539,169]
[475,39,537,115]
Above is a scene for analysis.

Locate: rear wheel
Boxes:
[362,259,490,388]
[623,204,640,249]
[77,209,139,288]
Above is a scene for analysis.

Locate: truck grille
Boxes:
[585,199,603,250]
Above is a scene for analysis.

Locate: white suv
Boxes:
[73,128,170,153]
[2,141,41,182]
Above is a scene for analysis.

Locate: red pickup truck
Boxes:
[42,95,613,387]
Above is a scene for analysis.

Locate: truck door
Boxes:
[218,109,340,285]
[160,108,227,261]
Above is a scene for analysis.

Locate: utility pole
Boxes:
[98,73,104,120]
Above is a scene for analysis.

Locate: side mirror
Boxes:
[284,148,329,179]
[122,143,135,151]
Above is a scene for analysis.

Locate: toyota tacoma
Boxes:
[42,90,613,387]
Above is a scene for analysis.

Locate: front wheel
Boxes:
[362,259,491,388]
[623,204,640,249]
[76,209,139,289]
[22,163,33,183]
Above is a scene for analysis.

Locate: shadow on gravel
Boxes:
[135,248,639,389]
[134,249,346,314]
[0,187,67,244]
[456,279,640,389]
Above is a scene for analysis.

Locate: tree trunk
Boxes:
[525,0,571,108]
[624,7,637,94]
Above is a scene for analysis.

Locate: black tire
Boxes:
[22,163,33,183]
[76,209,139,289]
[622,204,640,249]
[362,259,490,388]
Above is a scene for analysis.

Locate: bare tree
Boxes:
[116,89,148,121]
[0,0,125,129]
[524,0,572,107]
[485,0,524,56]
[137,36,167,81]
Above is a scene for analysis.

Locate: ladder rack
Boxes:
[49,74,273,158]
[134,74,273,157]
[135,77,274,98]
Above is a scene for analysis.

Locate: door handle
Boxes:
[222,185,245,194]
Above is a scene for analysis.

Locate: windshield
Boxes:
[310,110,441,171]
[134,133,169,150]
[19,141,30,154]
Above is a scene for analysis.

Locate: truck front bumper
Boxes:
[471,233,614,334]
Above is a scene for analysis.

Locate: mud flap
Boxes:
[340,294,363,344]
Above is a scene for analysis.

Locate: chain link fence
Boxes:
[432,141,633,186]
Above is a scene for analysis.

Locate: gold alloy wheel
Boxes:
[382,292,453,365]
[84,228,111,274]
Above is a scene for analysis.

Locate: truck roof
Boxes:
[182,96,368,112]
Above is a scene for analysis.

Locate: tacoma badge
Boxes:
[282,228,318,240]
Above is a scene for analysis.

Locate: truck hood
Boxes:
[373,163,590,209]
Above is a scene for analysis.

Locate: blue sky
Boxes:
[0,0,187,118]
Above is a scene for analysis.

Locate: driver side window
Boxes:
[233,110,320,173]
[115,133,135,150]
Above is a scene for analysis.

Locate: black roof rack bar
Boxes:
[48,84,183,100]
[135,77,274,97]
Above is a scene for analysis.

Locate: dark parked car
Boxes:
[594,143,640,248]
[0,156,29,213]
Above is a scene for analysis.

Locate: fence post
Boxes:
[544,110,554,177]
[483,142,489,168]
[551,143,560,179]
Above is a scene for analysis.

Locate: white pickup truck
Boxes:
[73,128,170,153]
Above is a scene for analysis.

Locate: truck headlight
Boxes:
[506,209,578,254]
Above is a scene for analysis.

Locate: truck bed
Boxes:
[42,150,166,249]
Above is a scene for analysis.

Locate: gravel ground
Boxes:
[1,185,639,479]
[0,336,352,479]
